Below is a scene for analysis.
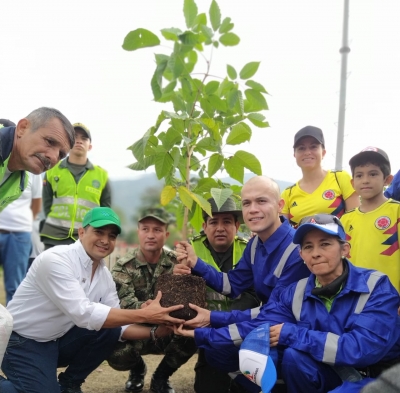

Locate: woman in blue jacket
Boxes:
[175,214,400,393]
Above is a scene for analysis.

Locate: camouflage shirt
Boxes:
[112,247,177,310]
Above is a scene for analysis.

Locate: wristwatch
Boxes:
[150,325,158,341]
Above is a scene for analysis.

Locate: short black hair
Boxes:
[350,156,391,178]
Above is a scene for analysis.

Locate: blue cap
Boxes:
[239,323,277,393]
[293,214,346,245]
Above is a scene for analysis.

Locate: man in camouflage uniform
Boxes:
[191,197,260,393]
[108,208,197,393]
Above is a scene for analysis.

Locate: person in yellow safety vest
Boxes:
[189,197,260,393]
[40,123,111,249]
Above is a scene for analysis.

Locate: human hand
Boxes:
[143,291,185,325]
[173,263,191,275]
[155,324,174,338]
[140,299,153,309]
[173,323,195,338]
[269,323,284,347]
[183,303,211,328]
[176,241,198,268]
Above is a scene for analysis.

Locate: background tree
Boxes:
[125,0,269,238]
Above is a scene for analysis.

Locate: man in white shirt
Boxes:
[0,172,42,303]
[0,207,185,393]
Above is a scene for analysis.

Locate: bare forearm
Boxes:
[103,308,149,328]
[122,324,152,340]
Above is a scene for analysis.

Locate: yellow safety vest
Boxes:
[41,162,108,240]
[191,235,247,311]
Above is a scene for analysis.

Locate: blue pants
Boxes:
[0,231,31,304]
[281,348,343,393]
[0,326,121,393]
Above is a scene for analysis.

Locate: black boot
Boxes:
[125,357,147,392]
[150,357,177,393]
[58,372,83,393]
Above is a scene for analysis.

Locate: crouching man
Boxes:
[0,207,184,393]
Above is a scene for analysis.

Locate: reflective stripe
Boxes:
[322,332,340,364]
[251,307,261,319]
[228,324,243,347]
[45,217,82,229]
[52,197,97,209]
[222,273,231,295]
[273,242,298,278]
[250,236,258,265]
[228,371,241,380]
[354,271,384,314]
[53,197,75,205]
[292,278,308,321]
[207,292,227,301]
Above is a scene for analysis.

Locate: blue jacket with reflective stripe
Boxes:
[385,169,400,201]
[191,217,310,305]
[195,262,400,368]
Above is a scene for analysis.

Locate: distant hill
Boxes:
[109,173,293,229]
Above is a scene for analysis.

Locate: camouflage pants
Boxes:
[108,334,197,371]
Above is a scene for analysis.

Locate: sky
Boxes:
[1,0,399,184]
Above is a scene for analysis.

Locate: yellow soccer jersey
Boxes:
[341,199,400,292]
[281,170,355,227]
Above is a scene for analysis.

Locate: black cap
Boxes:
[349,147,391,173]
[0,119,16,128]
[293,126,325,148]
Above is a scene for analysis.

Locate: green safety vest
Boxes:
[0,155,27,213]
[41,162,108,241]
[191,235,247,311]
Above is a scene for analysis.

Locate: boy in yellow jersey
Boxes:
[341,147,400,291]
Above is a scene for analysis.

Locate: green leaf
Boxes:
[168,53,185,79]
[200,97,215,117]
[162,128,182,150]
[224,156,244,183]
[127,155,155,171]
[208,153,224,177]
[239,62,260,80]
[122,28,160,51]
[179,31,199,46]
[244,89,268,111]
[128,128,152,164]
[235,150,262,175]
[151,58,168,101]
[189,203,204,233]
[178,186,194,210]
[183,0,198,28]
[219,17,234,33]
[235,90,244,116]
[200,118,221,141]
[170,146,181,167]
[194,178,219,193]
[191,192,212,217]
[247,113,269,128]
[163,80,177,94]
[227,89,239,109]
[210,188,233,210]
[226,122,252,145]
[208,94,227,112]
[200,24,213,42]
[219,32,240,46]
[209,0,221,31]
[227,65,237,80]
[245,80,268,94]
[195,136,220,152]
[205,81,219,95]
[193,12,207,28]
[160,28,183,41]
[160,185,176,205]
[155,151,174,179]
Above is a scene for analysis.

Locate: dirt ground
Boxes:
[0,269,197,393]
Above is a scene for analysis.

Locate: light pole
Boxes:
[335,0,350,170]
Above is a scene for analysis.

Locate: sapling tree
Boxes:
[124,0,269,239]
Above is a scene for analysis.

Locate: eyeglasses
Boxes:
[299,214,343,229]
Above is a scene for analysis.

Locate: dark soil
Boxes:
[156,275,206,320]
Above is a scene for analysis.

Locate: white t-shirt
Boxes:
[0,173,42,232]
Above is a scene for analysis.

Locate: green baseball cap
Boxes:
[138,207,170,225]
[82,207,122,234]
